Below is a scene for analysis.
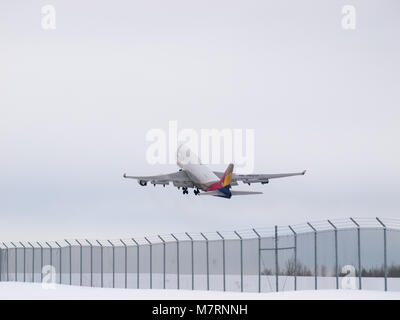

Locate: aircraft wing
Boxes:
[123,170,195,188]
[213,170,306,185]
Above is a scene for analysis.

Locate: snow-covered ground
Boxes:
[0,282,399,300]
[8,273,399,291]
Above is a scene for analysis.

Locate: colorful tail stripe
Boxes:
[206,163,234,191]
[222,165,233,186]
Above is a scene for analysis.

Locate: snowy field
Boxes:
[0,282,400,300]
[7,273,400,291]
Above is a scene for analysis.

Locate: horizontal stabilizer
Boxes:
[230,190,263,196]
[199,190,263,197]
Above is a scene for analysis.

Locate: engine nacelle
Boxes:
[138,180,147,186]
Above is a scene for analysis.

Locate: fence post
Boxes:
[234,231,243,292]
[185,232,194,290]
[0,244,2,282]
[85,240,93,287]
[37,242,43,282]
[307,222,318,290]
[327,220,339,289]
[75,240,83,286]
[96,240,103,288]
[350,218,362,290]
[288,226,297,291]
[200,233,209,291]
[19,242,26,282]
[120,240,128,289]
[376,218,387,291]
[275,226,279,292]
[171,234,180,290]
[132,238,139,289]
[45,242,53,271]
[27,242,34,282]
[252,229,261,293]
[107,240,115,288]
[46,242,54,283]
[216,231,226,292]
[55,242,62,284]
[10,242,17,281]
[144,237,152,289]
[158,236,166,289]
[2,243,9,282]
[64,240,72,285]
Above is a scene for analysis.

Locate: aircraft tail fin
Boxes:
[220,163,234,187]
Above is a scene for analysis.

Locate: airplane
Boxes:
[123,145,306,199]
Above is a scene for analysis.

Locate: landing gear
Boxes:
[182,187,189,195]
[194,188,200,195]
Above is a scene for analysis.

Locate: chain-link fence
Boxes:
[1,217,400,292]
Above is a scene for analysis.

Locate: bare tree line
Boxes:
[261,258,400,277]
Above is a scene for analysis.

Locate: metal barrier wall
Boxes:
[1,217,400,292]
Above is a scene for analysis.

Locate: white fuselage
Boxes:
[176,144,220,189]
[178,163,219,190]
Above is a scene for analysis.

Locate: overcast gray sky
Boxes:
[0,0,399,241]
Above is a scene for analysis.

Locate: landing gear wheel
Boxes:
[182,187,188,195]
[194,189,200,195]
